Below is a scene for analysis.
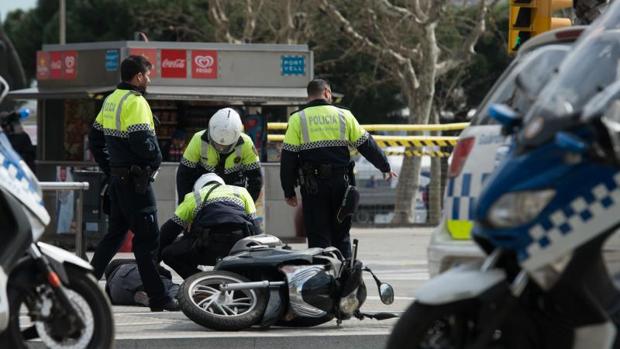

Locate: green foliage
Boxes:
[2,0,510,122]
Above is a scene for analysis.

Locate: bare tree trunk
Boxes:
[393,155,421,223]
[392,23,438,224]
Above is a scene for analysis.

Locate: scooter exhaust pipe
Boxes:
[220,281,286,291]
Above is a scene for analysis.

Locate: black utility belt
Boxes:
[110,165,153,177]
[110,165,157,194]
[301,163,349,178]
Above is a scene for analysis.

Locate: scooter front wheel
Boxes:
[179,271,268,331]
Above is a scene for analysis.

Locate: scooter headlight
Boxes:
[487,190,555,228]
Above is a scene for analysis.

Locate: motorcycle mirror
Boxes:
[379,283,394,305]
[555,132,587,154]
[488,104,522,133]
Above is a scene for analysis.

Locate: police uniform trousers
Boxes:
[90,176,169,306]
[301,175,352,258]
[161,224,246,279]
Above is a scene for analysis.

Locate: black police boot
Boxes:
[150,297,180,312]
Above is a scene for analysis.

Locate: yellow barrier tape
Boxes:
[384,150,452,158]
[374,136,458,147]
[353,150,452,157]
[267,134,458,147]
[267,122,469,132]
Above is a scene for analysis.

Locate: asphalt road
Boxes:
[26,226,620,348]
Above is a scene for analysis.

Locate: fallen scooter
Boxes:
[177,234,397,330]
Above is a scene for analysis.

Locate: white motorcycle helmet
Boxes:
[192,173,225,203]
[208,108,243,154]
[194,173,225,191]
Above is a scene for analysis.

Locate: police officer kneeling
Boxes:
[160,173,261,279]
[89,55,178,311]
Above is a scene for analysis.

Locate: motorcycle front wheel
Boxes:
[0,266,114,349]
[179,271,268,331]
[386,300,501,349]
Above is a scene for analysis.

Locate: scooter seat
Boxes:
[216,247,328,271]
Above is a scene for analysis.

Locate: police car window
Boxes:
[471,44,570,126]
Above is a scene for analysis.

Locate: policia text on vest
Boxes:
[88,56,177,311]
[280,79,395,259]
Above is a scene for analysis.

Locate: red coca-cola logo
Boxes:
[191,50,218,79]
[162,58,185,68]
[49,52,63,79]
[161,50,187,78]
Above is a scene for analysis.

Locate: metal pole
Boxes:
[75,189,85,260]
[59,0,66,44]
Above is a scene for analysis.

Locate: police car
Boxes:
[428,26,586,276]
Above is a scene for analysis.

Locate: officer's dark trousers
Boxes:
[90,176,169,307]
[301,175,352,258]
[161,226,246,279]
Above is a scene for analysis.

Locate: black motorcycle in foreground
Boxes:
[177,234,397,330]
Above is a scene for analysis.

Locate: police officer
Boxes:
[280,79,396,258]
[176,108,262,203]
[88,55,178,311]
[160,173,261,278]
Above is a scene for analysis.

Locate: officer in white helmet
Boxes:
[176,108,262,204]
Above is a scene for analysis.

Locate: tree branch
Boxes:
[208,0,241,43]
[319,0,420,88]
[435,0,495,78]
[242,0,263,43]
[373,0,425,24]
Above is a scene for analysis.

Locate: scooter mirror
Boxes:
[379,283,394,305]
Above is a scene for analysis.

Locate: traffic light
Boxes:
[509,0,573,54]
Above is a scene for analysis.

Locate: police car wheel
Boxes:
[179,271,267,331]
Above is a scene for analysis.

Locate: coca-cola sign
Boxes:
[191,50,218,79]
[49,51,63,79]
[161,49,187,78]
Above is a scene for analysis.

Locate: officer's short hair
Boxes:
[121,55,152,82]
[307,79,330,98]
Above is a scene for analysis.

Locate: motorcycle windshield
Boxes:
[527,31,620,121]
[0,132,49,225]
[517,30,620,149]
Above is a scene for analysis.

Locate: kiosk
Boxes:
[9,41,312,243]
